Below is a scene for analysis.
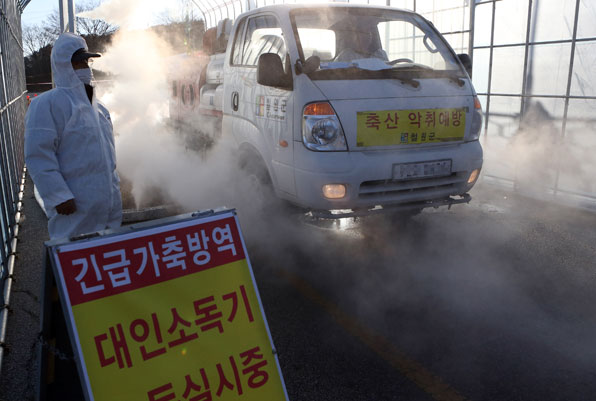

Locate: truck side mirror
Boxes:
[457,53,472,78]
[302,55,320,74]
[295,55,320,75]
[257,53,292,89]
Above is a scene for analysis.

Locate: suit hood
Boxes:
[51,33,89,88]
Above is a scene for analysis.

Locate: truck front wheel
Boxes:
[238,152,276,210]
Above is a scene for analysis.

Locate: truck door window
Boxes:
[231,18,247,65]
[242,15,286,67]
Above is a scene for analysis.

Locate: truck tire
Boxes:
[239,152,276,210]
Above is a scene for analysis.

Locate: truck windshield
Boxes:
[291,7,463,78]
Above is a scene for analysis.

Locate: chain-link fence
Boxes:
[0,0,28,371]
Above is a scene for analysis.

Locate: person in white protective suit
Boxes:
[25,33,122,240]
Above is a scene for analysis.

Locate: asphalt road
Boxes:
[243,184,596,401]
[2,180,596,400]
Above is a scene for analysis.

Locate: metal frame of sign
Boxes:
[44,208,289,401]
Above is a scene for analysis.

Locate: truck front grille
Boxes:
[358,172,467,201]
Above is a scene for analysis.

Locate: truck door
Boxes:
[224,13,296,196]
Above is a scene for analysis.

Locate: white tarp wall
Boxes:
[473,0,596,210]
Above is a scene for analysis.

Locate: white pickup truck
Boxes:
[170,4,483,218]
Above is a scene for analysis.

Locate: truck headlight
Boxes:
[468,96,483,142]
[303,102,347,151]
[312,118,339,145]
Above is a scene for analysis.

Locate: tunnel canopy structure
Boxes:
[189,0,473,55]
[8,0,596,220]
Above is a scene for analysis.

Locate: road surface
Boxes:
[1,179,596,400]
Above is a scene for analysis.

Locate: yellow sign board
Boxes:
[356,108,466,147]
[49,211,288,401]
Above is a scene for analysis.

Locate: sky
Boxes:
[20,0,178,28]
[21,0,57,26]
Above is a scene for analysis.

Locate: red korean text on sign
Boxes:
[129,313,167,362]
[383,112,399,129]
[167,307,199,348]
[147,346,270,400]
[95,323,132,369]
[439,110,450,127]
[424,111,436,128]
[451,110,462,126]
[365,112,381,130]
[92,285,257,369]
[408,112,422,128]
[58,217,245,306]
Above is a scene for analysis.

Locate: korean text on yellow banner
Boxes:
[356,108,466,147]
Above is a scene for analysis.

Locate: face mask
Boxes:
[74,67,94,85]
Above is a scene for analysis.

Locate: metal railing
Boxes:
[0,0,27,373]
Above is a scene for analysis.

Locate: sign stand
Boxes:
[37,249,85,401]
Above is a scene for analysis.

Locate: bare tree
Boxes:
[156,0,192,25]
[76,0,118,36]
[22,25,54,55]
[42,0,117,38]
[156,10,183,26]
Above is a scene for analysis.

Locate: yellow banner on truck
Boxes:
[356,107,466,147]
[48,210,288,401]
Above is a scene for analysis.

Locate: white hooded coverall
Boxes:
[25,33,122,240]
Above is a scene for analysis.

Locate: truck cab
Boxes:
[222,4,483,217]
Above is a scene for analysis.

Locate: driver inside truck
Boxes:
[334,25,388,62]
